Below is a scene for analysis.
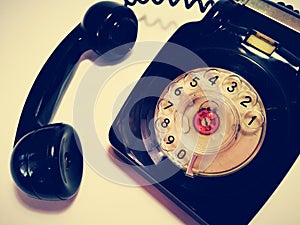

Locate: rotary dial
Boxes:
[154,68,266,177]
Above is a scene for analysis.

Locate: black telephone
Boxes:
[10,0,299,224]
[109,0,300,224]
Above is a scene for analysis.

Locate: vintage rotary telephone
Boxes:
[11,0,300,224]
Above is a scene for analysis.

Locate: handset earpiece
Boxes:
[11,2,138,201]
[82,1,138,59]
[11,124,83,200]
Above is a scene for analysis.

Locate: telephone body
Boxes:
[109,0,300,224]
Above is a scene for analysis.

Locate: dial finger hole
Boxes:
[173,148,190,165]
[155,110,180,133]
[222,75,242,95]
[243,110,265,130]
[184,72,201,90]
[237,90,258,110]
[160,134,178,151]
[167,81,185,101]
[157,99,175,115]
[155,117,173,133]
[203,69,221,88]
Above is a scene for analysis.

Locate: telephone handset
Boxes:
[109,0,300,224]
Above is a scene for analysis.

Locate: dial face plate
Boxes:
[154,68,267,177]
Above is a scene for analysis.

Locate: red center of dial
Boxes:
[193,109,220,135]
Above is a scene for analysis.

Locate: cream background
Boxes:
[0,0,299,224]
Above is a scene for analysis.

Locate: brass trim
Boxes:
[233,0,300,33]
[245,31,277,55]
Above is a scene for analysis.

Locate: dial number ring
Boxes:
[154,67,267,177]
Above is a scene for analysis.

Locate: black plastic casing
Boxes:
[109,1,300,224]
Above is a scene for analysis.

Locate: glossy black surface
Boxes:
[14,1,138,144]
[109,0,300,224]
[82,1,138,59]
[12,1,138,201]
[11,124,83,200]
